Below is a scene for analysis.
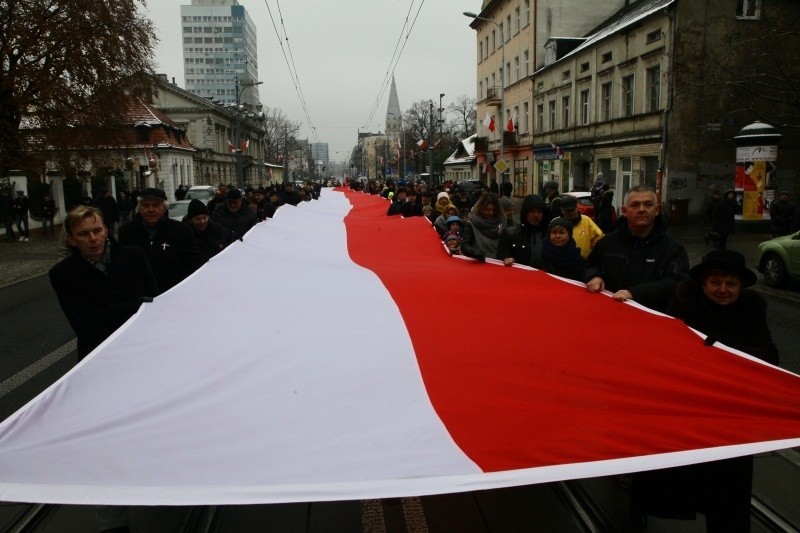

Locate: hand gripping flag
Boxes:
[1,190,800,506]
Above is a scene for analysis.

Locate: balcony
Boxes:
[483,86,502,107]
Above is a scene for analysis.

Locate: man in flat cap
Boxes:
[118,188,203,294]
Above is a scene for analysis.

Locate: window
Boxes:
[580,89,590,125]
[647,66,661,112]
[479,42,483,62]
[562,96,570,129]
[522,102,529,134]
[524,0,530,27]
[506,16,511,40]
[506,61,511,85]
[548,100,556,130]
[491,30,496,53]
[478,81,483,99]
[736,0,761,19]
[601,82,612,121]
[646,29,662,44]
[514,57,520,82]
[580,62,590,73]
[602,52,612,63]
[622,75,634,117]
[536,104,544,132]
[562,69,571,81]
[524,50,530,77]
[515,7,520,34]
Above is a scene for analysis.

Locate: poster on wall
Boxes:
[735,145,777,221]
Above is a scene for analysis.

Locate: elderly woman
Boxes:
[460,194,506,261]
[631,249,778,531]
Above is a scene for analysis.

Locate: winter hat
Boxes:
[437,192,450,202]
[140,187,167,201]
[445,215,462,228]
[444,231,461,243]
[549,216,574,238]
[226,188,243,200]
[690,249,757,288]
[187,199,208,219]
[558,194,577,209]
[499,196,513,210]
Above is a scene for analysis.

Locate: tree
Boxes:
[261,107,301,164]
[447,95,477,139]
[0,0,157,176]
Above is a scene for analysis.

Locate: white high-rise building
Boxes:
[181,0,260,109]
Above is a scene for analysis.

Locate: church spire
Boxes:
[385,75,402,140]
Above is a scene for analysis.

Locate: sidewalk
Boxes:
[0,220,774,290]
[0,227,67,289]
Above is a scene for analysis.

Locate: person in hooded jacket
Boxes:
[497,194,549,269]
[541,217,587,281]
[630,250,778,531]
[710,189,737,250]
[183,199,233,262]
[460,194,506,262]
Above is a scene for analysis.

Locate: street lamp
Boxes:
[463,11,506,183]
[234,76,263,189]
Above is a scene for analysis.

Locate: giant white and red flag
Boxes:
[1,189,800,506]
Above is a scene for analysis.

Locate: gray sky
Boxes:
[145,0,481,162]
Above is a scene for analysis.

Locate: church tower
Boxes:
[385,76,402,143]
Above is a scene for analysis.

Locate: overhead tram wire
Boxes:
[360,0,427,131]
[262,0,319,142]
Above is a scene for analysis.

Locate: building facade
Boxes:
[181,0,261,109]
[469,0,800,218]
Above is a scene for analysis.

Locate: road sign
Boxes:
[494,159,509,173]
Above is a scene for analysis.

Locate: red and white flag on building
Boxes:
[417,138,428,151]
[242,138,250,152]
[227,139,236,153]
[507,112,518,132]
[484,112,496,133]
[2,190,800,506]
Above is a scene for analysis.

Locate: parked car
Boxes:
[168,200,192,221]
[453,179,484,195]
[564,191,596,219]
[184,185,215,203]
[757,230,800,287]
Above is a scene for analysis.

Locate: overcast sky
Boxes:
[144,0,481,162]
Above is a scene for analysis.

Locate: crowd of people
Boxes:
[365,177,780,531]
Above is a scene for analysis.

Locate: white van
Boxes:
[184,186,215,203]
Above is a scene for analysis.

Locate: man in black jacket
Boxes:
[0,188,15,241]
[184,198,233,262]
[211,188,259,240]
[118,188,203,295]
[50,205,158,358]
[585,185,689,313]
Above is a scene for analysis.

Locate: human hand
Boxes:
[612,290,633,302]
[586,277,604,292]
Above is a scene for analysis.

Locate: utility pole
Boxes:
[428,100,435,185]
[439,93,445,179]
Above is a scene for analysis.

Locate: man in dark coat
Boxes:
[0,188,16,241]
[50,205,157,358]
[769,190,796,237]
[278,181,302,206]
[497,194,549,268]
[118,188,203,295]
[211,188,258,240]
[710,189,737,249]
[41,194,57,235]
[585,185,690,313]
[94,189,120,237]
[13,190,30,240]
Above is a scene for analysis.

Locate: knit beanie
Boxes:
[187,198,208,218]
[549,216,574,238]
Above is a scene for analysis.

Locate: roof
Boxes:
[536,0,675,71]
[444,134,478,166]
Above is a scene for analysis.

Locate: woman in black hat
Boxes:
[631,249,778,531]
